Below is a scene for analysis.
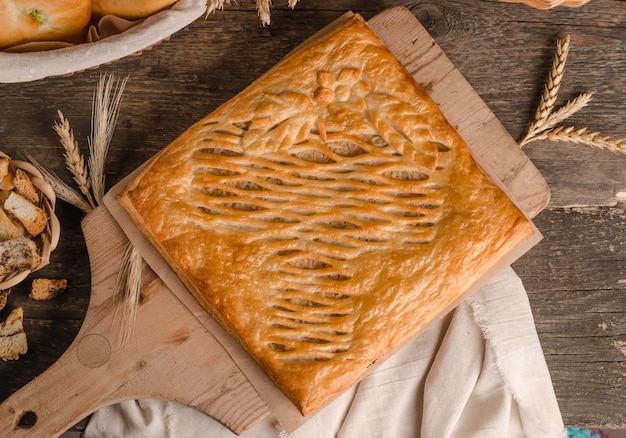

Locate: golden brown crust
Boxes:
[91,0,177,19]
[118,14,534,415]
[0,0,91,49]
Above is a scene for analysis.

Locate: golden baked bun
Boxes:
[0,0,91,49]
[91,0,178,19]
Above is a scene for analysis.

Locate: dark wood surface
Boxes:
[1,0,625,430]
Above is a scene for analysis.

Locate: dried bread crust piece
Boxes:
[30,278,68,301]
[0,289,9,311]
[0,207,23,241]
[0,156,9,181]
[0,307,27,361]
[13,168,39,204]
[3,191,48,237]
[118,14,535,415]
[0,238,41,277]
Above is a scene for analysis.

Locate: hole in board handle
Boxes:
[17,410,37,429]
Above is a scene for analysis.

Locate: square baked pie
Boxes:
[117,14,535,415]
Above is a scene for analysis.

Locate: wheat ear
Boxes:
[534,126,626,154]
[88,73,129,205]
[520,91,594,146]
[257,0,272,26]
[113,243,143,349]
[206,0,230,16]
[520,34,570,145]
[25,153,93,213]
[53,110,97,209]
[288,0,299,8]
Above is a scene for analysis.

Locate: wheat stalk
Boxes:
[541,91,594,130]
[88,73,129,205]
[520,34,570,145]
[257,0,272,26]
[33,73,142,347]
[206,0,230,15]
[533,126,626,154]
[520,91,594,146]
[536,34,570,122]
[206,0,299,24]
[113,243,144,349]
[25,153,94,213]
[53,110,97,209]
[519,35,626,153]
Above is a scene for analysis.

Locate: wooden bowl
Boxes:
[0,152,60,289]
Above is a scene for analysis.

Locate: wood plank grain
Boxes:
[513,206,626,428]
[0,0,625,430]
[407,1,626,208]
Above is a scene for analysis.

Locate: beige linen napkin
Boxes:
[84,266,565,438]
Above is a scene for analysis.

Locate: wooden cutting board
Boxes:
[0,6,550,437]
[0,205,270,437]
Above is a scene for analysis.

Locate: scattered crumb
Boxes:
[29,278,68,301]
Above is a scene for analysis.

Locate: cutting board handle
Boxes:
[0,206,268,437]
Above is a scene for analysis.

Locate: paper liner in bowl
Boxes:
[0,0,207,83]
[0,152,60,290]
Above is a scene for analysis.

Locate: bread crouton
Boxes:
[30,278,67,301]
[0,307,27,361]
[0,289,10,311]
[0,238,41,276]
[0,156,9,181]
[3,192,48,236]
[13,169,39,204]
[0,208,23,241]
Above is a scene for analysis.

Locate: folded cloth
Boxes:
[84,266,566,438]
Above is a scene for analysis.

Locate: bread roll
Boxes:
[0,0,91,49]
[91,0,178,19]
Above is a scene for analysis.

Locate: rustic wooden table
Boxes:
[0,0,624,432]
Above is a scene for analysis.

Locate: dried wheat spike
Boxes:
[54,110,96,209]
[520,34,571,145]
[535,126,626,154]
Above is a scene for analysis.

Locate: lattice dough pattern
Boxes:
[187,67,450,363]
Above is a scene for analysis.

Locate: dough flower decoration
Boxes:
[312,67,378,143]
[314,68,371,121]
